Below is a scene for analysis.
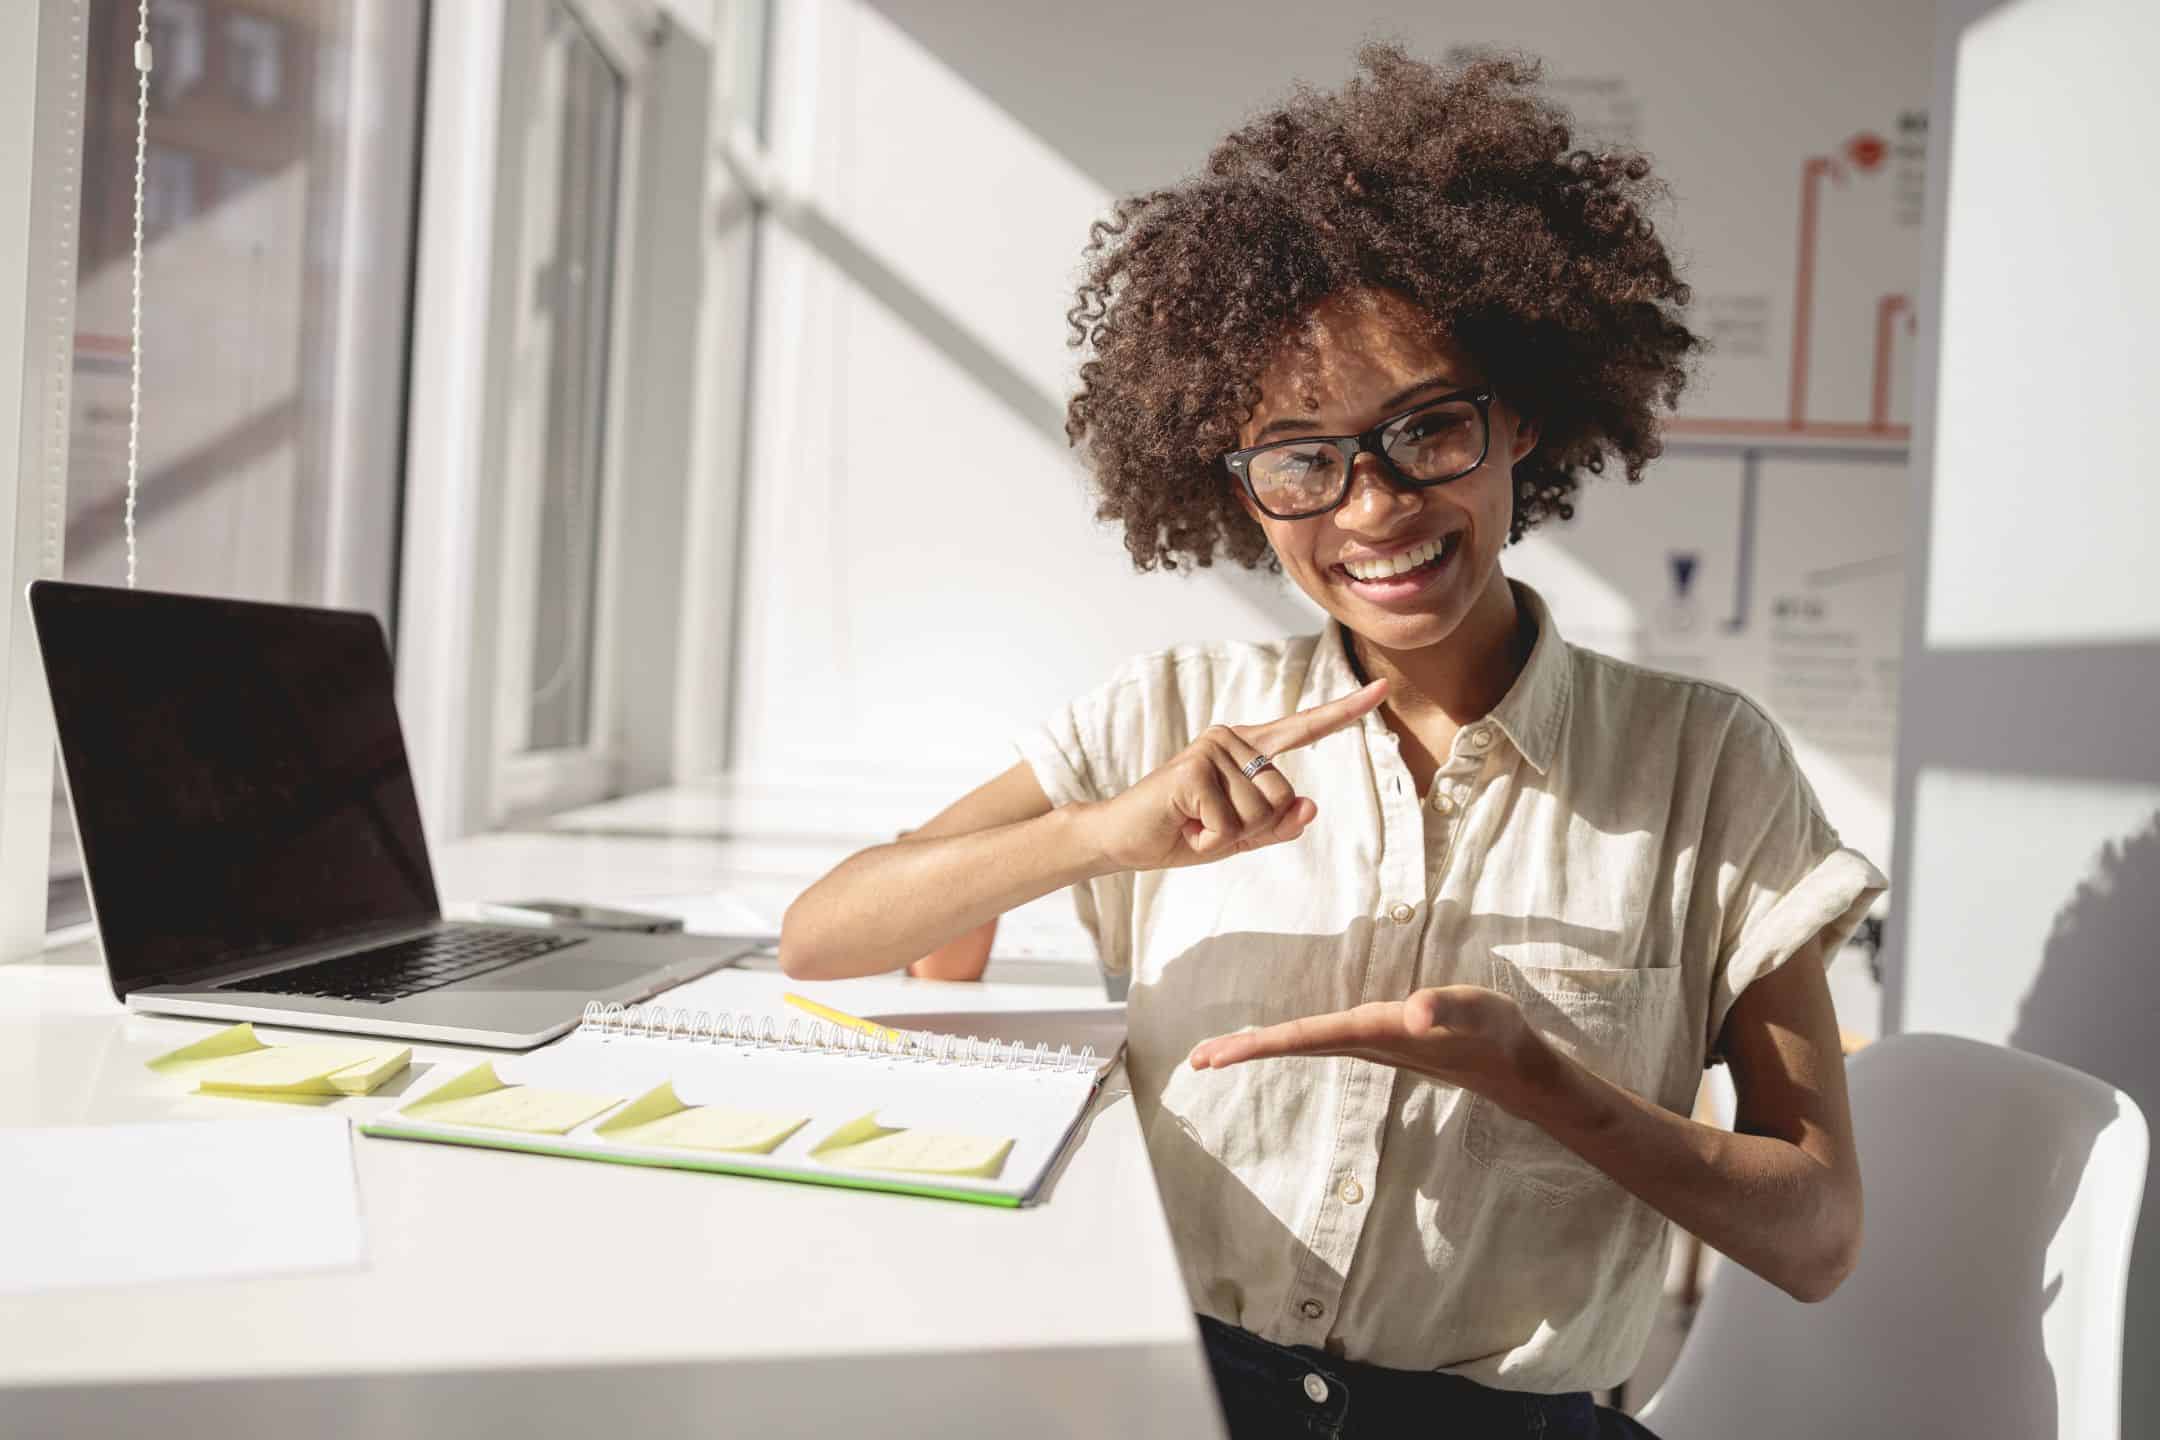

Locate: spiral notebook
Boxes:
[360,999,1122,1207]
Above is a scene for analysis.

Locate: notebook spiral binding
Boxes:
[578,1001,1100,1074]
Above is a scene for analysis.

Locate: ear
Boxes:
[1506,408,1541,466]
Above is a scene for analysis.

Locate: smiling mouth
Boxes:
[1333,531,1462,585]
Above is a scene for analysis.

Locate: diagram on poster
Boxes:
[1440,3,1931,881]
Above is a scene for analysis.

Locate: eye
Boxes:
[1401,412,1468,442]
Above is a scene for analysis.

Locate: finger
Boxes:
[1404,988,1461,1035]
[1247,678,1389,757]
[1205,725,1297,814]
[1182,772,1239,855]
[1233,797,1316,855]
[1189,1003,1404,1069]
[1208,744,1282,834]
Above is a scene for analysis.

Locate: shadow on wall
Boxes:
[2012,807,2160,1438]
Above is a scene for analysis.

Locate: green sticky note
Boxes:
[595,1083,809,1154]
[403,1063,620,1135]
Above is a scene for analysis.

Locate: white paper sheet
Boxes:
[0,1115,365,1295]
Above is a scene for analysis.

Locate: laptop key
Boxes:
[223,928,586,1004]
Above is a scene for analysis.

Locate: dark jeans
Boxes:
[1198,1314,1664,1440]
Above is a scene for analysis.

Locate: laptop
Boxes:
[29,580,759,1049]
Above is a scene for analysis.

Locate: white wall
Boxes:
[731,0,1306,786]
[1887,0,2160,1433]
[730,0,1932,861]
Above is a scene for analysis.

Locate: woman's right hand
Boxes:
[1080,678,1389,873]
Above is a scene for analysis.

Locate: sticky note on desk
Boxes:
[148,1024,411,1098]
[196,1042,390,1093]
[595,1083,809,1154]
[401,1063,620,1135]
[810,1112,1014,1179]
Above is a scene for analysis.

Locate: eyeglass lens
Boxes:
[1247,398,1484,516]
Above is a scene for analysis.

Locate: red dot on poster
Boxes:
[1847,133,1888,171]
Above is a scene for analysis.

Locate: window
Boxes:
[515,3,623,757]
[487,0,637,821]
[48,0,426,932]
[149,0,208,108]
[222,13,285,111]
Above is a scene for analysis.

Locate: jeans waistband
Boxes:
[1197,1313,1601,1435]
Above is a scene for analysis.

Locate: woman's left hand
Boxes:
[1186,985,1548,1106]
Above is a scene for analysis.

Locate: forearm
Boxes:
[781,804,1108,980]
[1501,1045,1861,1301]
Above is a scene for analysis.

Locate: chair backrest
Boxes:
[1640,1032,2148,1440]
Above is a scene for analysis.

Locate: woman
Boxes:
[783,46,1886,1439]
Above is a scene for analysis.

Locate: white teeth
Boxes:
[1343,535,1448,582]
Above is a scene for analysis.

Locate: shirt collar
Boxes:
[1305,578,1572,775]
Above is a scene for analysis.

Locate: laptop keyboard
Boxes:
[226,927,587,1004]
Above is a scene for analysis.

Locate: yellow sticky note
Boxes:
[146,1022,272,1076]
[811,1111,1014,1178]
[150,1025,409,1098]
[194,1042,386,1094]
[809,1111,902,1156]
[325,1047,412,1096]
[597,1085,809,1154]
[403,1063,619,1135]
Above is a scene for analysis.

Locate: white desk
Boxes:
[0,817,1224,1438]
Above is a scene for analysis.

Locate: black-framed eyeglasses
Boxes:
[1222,388,1494,520]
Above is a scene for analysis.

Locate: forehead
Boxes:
[1243,289,1476,443]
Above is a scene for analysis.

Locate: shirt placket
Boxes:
[1279,713,1429,1348]
[1421,722,1508,998]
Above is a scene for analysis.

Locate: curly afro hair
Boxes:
[1064,44,1702,574]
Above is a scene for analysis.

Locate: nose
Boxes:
[1337,452,1421,528]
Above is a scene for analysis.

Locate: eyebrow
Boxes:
[1250,375,1471,444]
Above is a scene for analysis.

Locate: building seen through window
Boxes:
[50,0,423,930]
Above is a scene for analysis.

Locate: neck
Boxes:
[1350,573,1532,726]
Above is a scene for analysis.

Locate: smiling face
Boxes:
[1233,288,1539,658]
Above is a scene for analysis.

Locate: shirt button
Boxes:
[1303,1372,1330,1404]
[1388,902,1414,925]
[1340,1177,1365,1205]
[1468,727,1494,751]
[1433,790,1455,814]
[1300,1298,1325,1319]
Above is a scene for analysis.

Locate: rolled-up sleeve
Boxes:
[1011,663,1145,975]
[1705,704,1889,1057]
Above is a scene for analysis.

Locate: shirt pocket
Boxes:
[1461,951,1685,1207]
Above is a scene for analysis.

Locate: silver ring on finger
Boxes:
[1240,752,1277,781]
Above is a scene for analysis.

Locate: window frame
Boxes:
[399,0,742,844]
[488,0,654,827]
[0,0,87,958]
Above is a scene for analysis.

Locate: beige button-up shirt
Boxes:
[1015,581,1887,1393]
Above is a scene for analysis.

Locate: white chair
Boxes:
[1639,1032,2148,1440]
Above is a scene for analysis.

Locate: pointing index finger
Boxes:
[1246,678,1389,757]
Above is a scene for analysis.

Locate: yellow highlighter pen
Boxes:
[782,992,910,1045]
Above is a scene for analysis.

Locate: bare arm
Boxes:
[1187,927,1864,1302]
[1510,931,1863,1300]
[780,680,1390,982]
[781,762,1089,981]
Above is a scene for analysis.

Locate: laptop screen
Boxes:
[31,582,441,997]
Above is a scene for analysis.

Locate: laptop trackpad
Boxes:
[460,952,655,995]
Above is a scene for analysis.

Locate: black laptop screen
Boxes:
[31,582,441,997]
